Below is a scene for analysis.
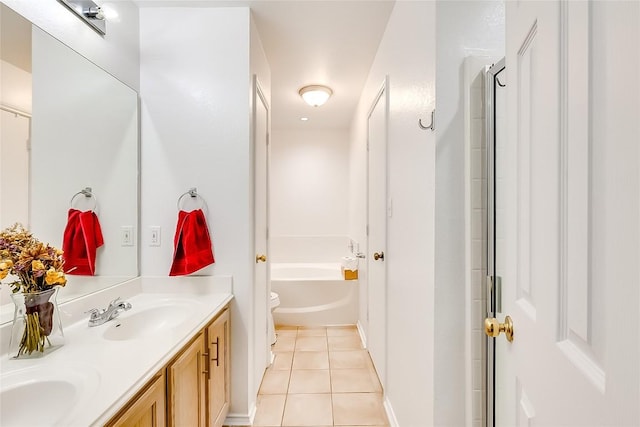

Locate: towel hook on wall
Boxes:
[418,109,435,131]
[177,188,206,211]
[70,187,98,211]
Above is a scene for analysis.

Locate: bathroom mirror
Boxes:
[0,4,139,322]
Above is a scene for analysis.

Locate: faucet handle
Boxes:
[108,297,122,308]
[85,308,100,319]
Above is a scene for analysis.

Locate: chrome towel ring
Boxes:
[177,187,206,211]
[70,187,98,211]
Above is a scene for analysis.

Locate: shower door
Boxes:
[485,58,505,427]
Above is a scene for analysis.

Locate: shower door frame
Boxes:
[484,57,505,427]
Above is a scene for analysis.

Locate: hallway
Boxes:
[254,326,389,426]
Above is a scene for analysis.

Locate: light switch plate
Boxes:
[121,226,134,246]
[150,226,161,247]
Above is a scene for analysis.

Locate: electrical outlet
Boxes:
[121,226,134,246]
[150,226,161,247]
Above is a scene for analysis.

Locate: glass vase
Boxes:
[8,287,65,359]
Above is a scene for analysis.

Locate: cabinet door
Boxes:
[207,308,230,427]
[168,332,207,427]
[107,373,166,427]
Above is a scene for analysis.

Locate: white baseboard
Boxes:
[224,403,256,427]
[356,319,367,348]
[384,395,400,427]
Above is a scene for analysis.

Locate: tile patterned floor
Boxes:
[254,326,389,427]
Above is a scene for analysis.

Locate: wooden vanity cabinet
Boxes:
[207,308,230,427]
[106,372,166,427]
[106,305,230,427]
[167,332,207,426]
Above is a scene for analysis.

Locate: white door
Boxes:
[367,79,388,388]
[253,77,270,395]
[491,1,640,424]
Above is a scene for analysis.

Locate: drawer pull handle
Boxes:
[202,352,209,376]
[212,337,220,367]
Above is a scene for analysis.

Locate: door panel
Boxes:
[253,77,270,396]
[493,1,639,425]
[367,79,388,387]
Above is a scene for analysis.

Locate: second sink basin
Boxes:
[102,301,193,341]
[0,364,100,426]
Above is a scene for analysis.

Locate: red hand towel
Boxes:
[62,209,104,275]
[169,209,215,276]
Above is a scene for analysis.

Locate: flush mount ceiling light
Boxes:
[299,85,333,107]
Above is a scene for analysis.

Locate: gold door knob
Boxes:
[484,316,514,342]
[373,251,384,261]
[256,254,267,263]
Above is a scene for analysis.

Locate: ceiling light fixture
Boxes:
[299,85,333,107]
[300,117,309,121]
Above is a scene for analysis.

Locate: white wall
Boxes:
[140,7,255,420]
[435,2,504,426]
[0,60,31,112]
[270,128,349,236]
[1,0,140,90]
[0,111,29,230]
[0,59,31,230]
[349,2,436,425]
[270,128,350,263]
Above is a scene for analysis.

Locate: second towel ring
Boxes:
[70,187,98,211]
[177,187,206,211]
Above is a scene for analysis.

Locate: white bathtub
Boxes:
[270,263,358,327]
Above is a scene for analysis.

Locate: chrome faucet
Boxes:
[87,297,132,327]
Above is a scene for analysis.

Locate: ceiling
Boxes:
[136,1,396,130]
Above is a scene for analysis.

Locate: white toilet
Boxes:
[269,292,280,345]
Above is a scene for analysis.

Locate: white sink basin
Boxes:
[0,364,100,426]
[102,302,192,341]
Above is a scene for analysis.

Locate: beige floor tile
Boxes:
[333,393,388,426]
[253,394,286,426]
[272,352,294,371]
[292,351,329,370]
[273,335,297,352]
[328,335,364,351]
[295,336,328,351]
[329,350,371,369]
[288,369,331,393]
[282,394,333,426]
[275,326,298,337]
[297,326,327,336]
[331,369,382,393]
[326,325,359,337]
[259,370,291,395]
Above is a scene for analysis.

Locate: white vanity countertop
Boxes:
[0,277,233,427]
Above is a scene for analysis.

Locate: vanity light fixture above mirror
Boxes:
[57,0,106,35]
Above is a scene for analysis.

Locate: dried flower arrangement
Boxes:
[0,224,67,356]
